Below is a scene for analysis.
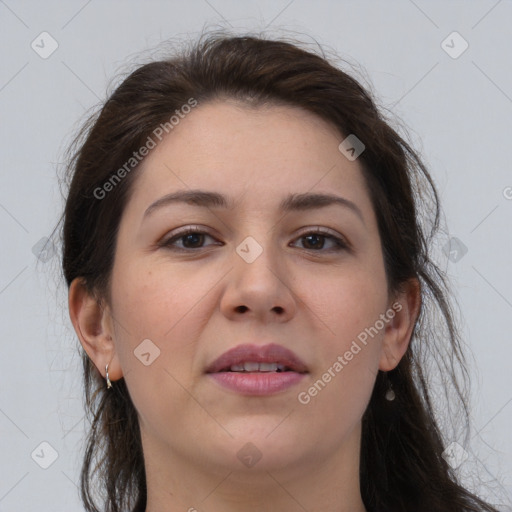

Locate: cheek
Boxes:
[315,264,389,345]
[109,256,228,383]
[296,279,387,436]
[109,264,207,431]
[111,259,205,340]
[303,267,388,400]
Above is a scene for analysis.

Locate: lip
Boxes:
[205,343,308,396]
[205,343,308,373]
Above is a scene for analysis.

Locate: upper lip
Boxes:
[205,343,309,373]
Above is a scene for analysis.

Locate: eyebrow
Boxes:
[143,189,365,224]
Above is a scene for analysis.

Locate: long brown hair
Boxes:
[60,31,501,512]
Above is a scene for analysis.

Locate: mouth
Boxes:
[205,343,308,395]
[222,362,296,373]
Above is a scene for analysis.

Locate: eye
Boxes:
[159,226,349,253]
[291,227,349,252]
[159,226,220,251]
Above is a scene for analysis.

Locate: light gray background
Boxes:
[0,1,511,510]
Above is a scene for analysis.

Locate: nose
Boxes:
[219,236,297,324]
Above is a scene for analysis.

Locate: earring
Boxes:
[385,380,395,401]
[105,364,112,389]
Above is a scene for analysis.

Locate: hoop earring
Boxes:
[105,364,112,389]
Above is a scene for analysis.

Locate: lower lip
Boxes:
[208,371,306,395]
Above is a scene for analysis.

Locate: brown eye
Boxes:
[292,228,349,252]
[160,227,220,251]
[159,226,349,253]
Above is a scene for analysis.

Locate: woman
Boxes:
[61,32,502,512]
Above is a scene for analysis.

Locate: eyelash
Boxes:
[159,226,349,253]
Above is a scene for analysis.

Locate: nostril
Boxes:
[236,305,248,313]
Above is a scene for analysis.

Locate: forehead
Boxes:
[126,100,373,217]
[148,99,344,165]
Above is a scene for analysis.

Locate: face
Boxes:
[106,100,396,477]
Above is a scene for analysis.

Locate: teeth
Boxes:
[258,362,278,372]
[229,362,288,372]
[244,362,260,372]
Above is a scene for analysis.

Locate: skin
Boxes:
[69,100,421,512]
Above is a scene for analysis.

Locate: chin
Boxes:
[216,420,316,470]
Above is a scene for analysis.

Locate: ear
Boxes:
[379,278,421,371]
[68,277,123,382]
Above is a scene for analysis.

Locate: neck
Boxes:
[143,422,367,512]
